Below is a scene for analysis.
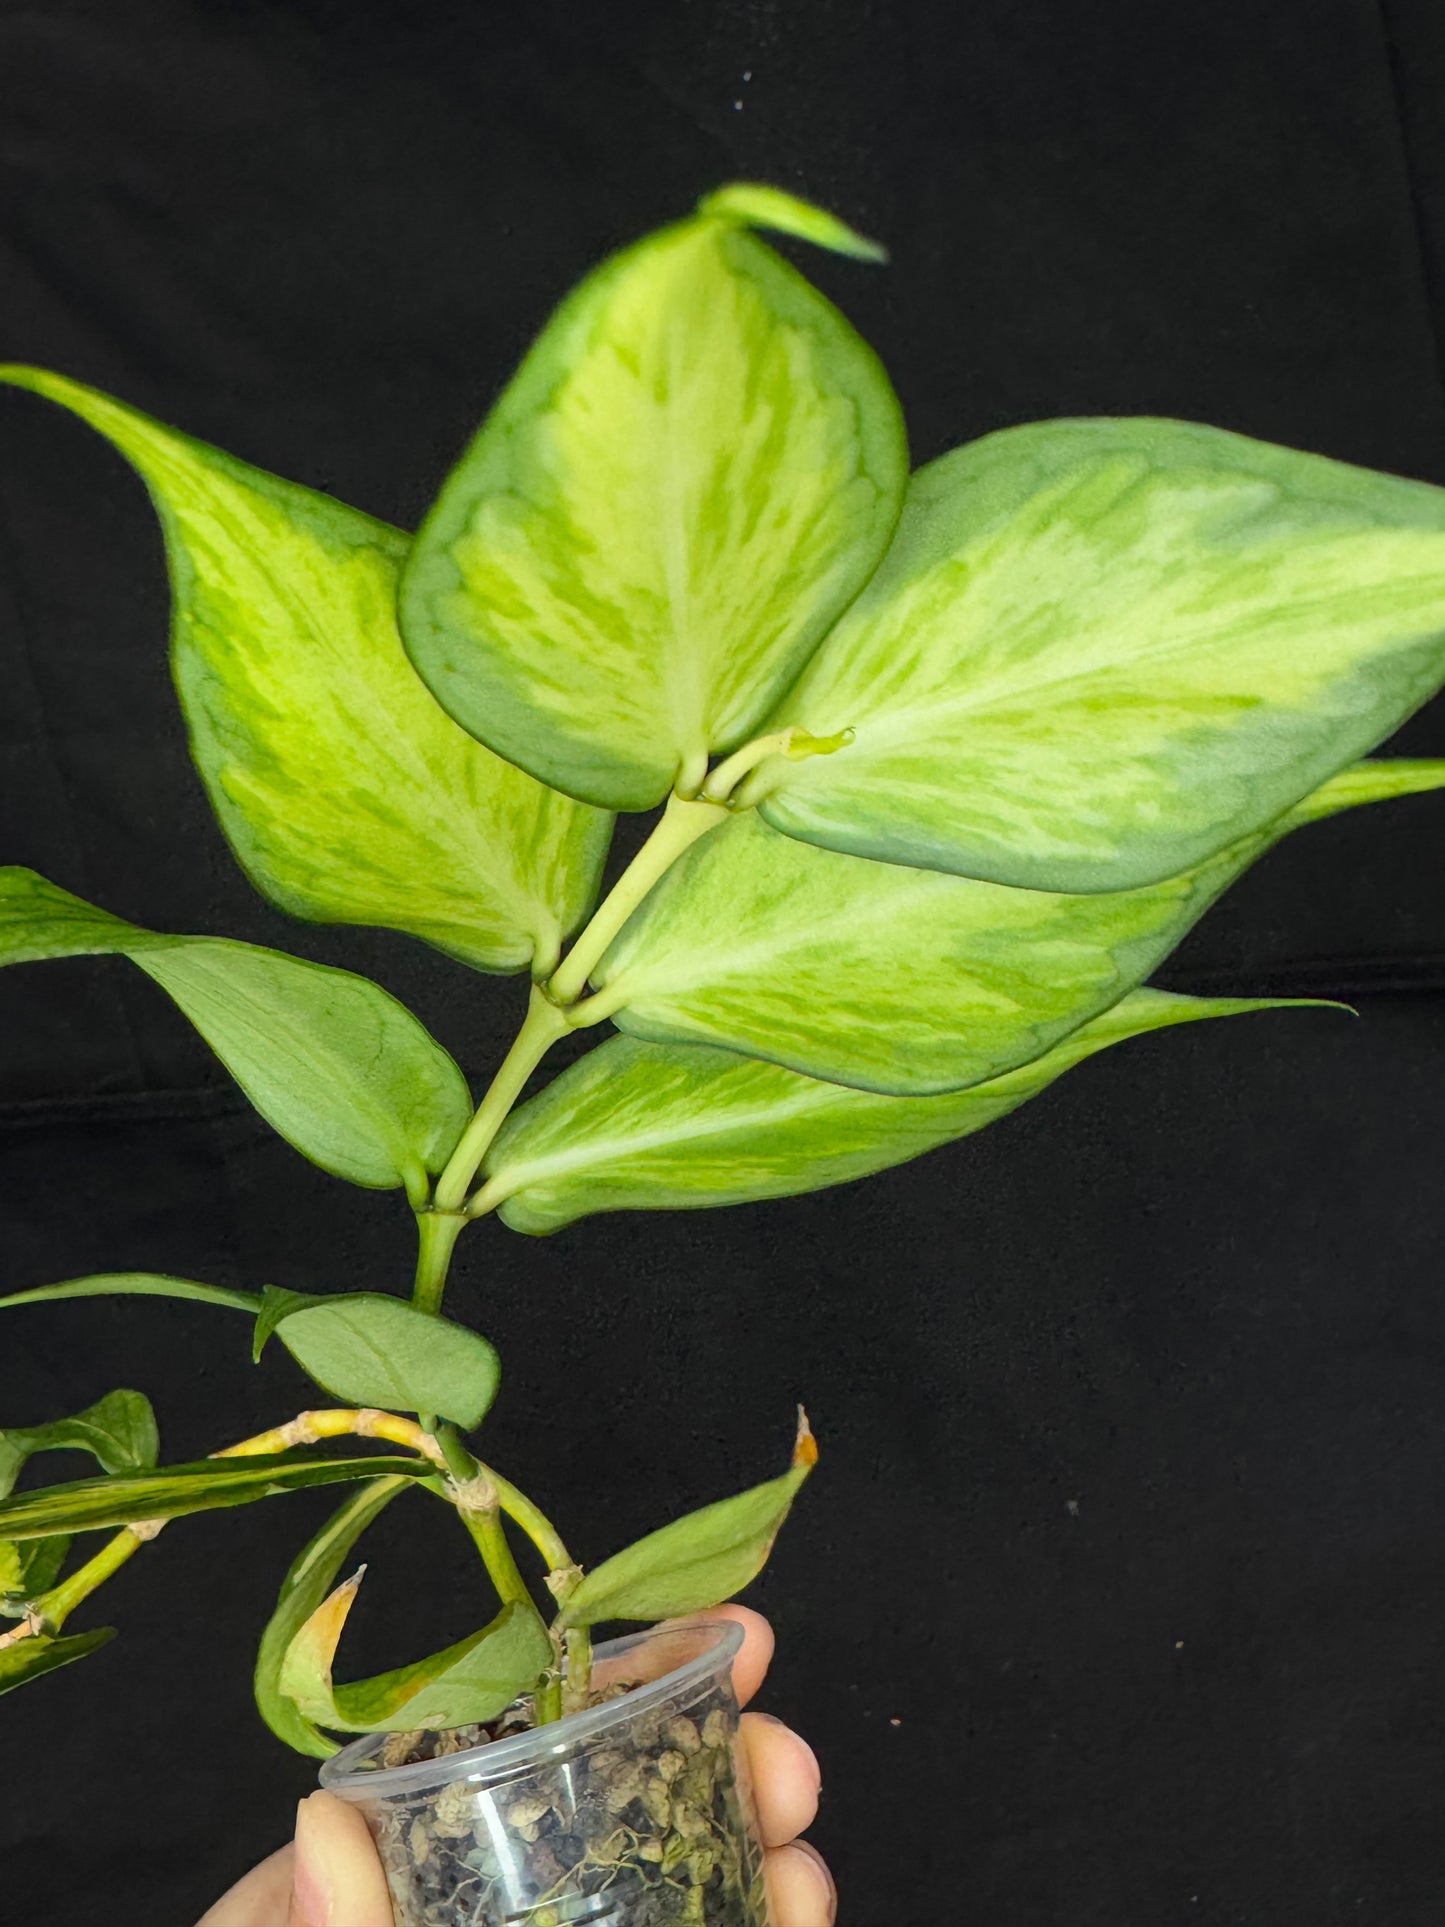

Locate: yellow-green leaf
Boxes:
[590,761,1445,1095]
[0,1454,428,1541]
[399,185,906,811]
[281,1573,551,1734]
[0,869,472,1194]
[559,1414,816,1628]
[481,991,1331,1233]
[255,1478,412,1757]
[747,418,1445,890]
[0,1626,115,1697]
[0,366,611,976]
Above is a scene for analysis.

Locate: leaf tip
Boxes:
[793,1407,818,1471]
[697,183,888,264]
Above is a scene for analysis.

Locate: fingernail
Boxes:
[291,1795,331,1927]
[793,1839,838,1922]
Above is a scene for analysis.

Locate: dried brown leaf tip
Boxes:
[793,1407,818,1470]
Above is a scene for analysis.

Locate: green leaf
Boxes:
[255,1477,412,1757]
[0,1626,115,1697]
[0,1390,159,1500]
[482,990,1330,1234]
[590,760,1445,1095]
[399,185,907,811]
[0,366,611,977]
[0,1389,159,1614]
[0,869,473,1195]
[745,418,1445,891]
[0,1453,429,1541]
[0,1537,69,1610]
[257,1290,502,1430]
[0,1273,260,1318]
[281,1573,552,1733]
[559,1415,817,1628]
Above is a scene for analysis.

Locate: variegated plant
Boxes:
[2,183,1444,1747]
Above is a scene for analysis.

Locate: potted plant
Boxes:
[2,181,1445,1926]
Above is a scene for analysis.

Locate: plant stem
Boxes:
[431,987,570,1214]
[0,1524,152,1648]
[211,1408,447,1466]
[411,1207,466,1316]
[563,1626,594,1714]
[435,1424,536,1616]
[545,793,728,1008]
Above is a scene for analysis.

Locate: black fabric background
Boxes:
[3,3,1445,1922]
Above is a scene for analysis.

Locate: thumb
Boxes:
[287,1791,393,1927]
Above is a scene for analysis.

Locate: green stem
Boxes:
[31,1526,148,1633]
[482,1468,575,1580]
[563,1626,594,1714]
[545,793,727,1008]
[411,1207,466,1315]
[432,988,570,1214]
[436,1424,537,1616]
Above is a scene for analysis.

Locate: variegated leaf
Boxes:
[399,186,906,810]
[481,991,1328,1233]
[0,366,611,976]
[587,761,1445,1095]
[745,419,1445,891]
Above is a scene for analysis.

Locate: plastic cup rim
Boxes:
[318,1618,745,1800]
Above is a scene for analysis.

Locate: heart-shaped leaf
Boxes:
[746,417,1445,891]
[0,1453,429,1541]
[559,1414,816,1628]
[0,1273,259,1318]
[0,366,611,977]
[282,1573,551,1733]
[0,1626,116,1697]
[399,185,906,811]
[481,990,1330,1234]
[591,760,1445,1095]
[0,869,473,1197]
[256,1289,501,1430]
[255,1477,413,1757]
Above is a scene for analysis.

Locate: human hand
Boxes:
[196,1605,835,1926]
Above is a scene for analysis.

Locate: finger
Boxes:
[740,1710,821,1846]
[287,1791,393,1927]
[666,1604,775,1707]
[194,1845,295,1927]
[763,1840,836,1926]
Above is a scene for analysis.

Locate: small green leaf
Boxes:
[591,761,1445,1096]
[0,1537,69,1610]
[255,1477,412,1758]
[560,1414,817,1628]
[399,186,906,811]
[0,1273,260,1318]
[483,991,1332,1234]
[0,1390,159,1500]
[0,1626,115,1697]
[0,1453,429,1541]
[0,869,473,1194]
[747,417,1445,891]
[0,366,611,977]
[260,1291,502,1430]
[281,1572,551,1733]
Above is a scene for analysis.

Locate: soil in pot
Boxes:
[323,1627,771,1927]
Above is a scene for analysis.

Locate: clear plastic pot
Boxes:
[320,1619,771,1927]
